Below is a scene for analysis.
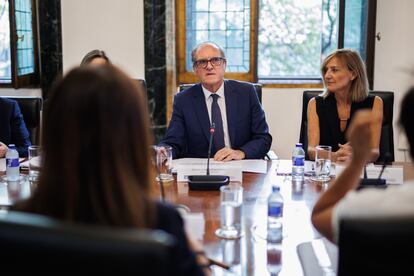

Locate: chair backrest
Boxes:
[299,90,394,162]
[4,96,43,145]
[179,82,263,103]
[0,211,175,274]
[338,216,414,276]
[299,90,321,160]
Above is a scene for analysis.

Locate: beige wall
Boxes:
[373,0,414,161]
[61,0,145,78]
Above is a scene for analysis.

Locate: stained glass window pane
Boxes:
[15,0,35,76]
[186,0,250,73]
[0,0,11,83]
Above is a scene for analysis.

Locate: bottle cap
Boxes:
[8,144,16,149]
[272,186,280,192]
[295,143,302,147]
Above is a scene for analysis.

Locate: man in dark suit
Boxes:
[0,98,31,157]
[160,42,272,160]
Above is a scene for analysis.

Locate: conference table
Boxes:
[0,160,412,275]
[156,160,414,276]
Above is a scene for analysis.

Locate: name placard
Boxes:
[335,164,404,185]
[176,162,242,182]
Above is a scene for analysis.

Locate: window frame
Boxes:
[176,0,258,84]
[1,0,40,88]
[176,0,376,88]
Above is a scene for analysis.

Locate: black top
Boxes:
[155,202,205,276]
[316,93,375,152]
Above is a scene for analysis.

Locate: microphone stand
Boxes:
[206,123,215,176]
[359,152,391,189]
[187,123,230,190]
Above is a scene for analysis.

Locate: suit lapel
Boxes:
[224,80,237,146]
[192,84,211,142]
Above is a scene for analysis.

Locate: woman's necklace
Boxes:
[337,103,351,126]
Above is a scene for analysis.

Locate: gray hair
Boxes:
[191,42,226,63]
[80,49,111,66]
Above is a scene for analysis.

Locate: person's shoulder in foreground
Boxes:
[155,202,206,276]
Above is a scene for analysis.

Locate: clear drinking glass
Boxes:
[152,145,174,182]
[314,145,332,182]
[28,145,42,183]
[215,184,243,239]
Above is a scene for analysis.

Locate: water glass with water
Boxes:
[28,145,42,183]
[153,145,174,182]
[215,184,243,239]
[315,145,332,182]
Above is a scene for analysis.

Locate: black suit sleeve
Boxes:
[10,101,31,157]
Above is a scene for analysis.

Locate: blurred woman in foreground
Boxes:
[13,65,208,275]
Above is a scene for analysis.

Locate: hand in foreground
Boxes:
[0,142,8,158]
[336,142,352,163]
[214,148,245,162]
[346,110,380,165]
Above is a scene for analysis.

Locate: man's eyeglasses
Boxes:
[193,57,226,69]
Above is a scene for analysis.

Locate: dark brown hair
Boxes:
[80,49,111,65]
[399,87,414,159]
[18,65,155,228]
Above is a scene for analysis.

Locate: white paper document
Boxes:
[176,161,242,182]
[336,163,404,185]
[276,160,314,175]
[172,158,267,173]
[183,212,205,241]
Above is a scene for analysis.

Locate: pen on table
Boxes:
[208,257,231,270]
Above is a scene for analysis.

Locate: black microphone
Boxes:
[358,152,391,190]
[187,123,229,190]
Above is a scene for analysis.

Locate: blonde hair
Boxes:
[320,49,369,102]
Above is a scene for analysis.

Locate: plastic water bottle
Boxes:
[6,144,20,181]
[292,143,305,181]
[267,186,283,243]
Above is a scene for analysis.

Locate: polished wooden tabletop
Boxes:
[156,160,414,276]
[157,161,322,276]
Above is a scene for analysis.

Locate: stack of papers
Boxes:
[172,158,267,182]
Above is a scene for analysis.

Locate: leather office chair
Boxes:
[0,211,175,274]
[338,216,414,275]
[299,90,394,162]
[178,82,263,103]
[4,96,43,145]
